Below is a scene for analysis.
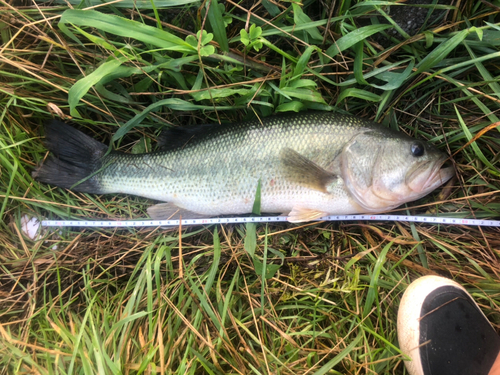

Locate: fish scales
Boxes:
[34,112,454,222]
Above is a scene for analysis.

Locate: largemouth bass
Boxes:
[34,112,454,222]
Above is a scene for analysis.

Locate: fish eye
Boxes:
[411,142,425,157]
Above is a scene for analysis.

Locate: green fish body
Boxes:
[34,112,453,222]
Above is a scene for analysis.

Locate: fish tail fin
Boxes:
[33,120,107,193]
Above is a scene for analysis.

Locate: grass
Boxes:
[1,0,500,374]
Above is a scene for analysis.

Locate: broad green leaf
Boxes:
[186,30,214,47]
[249,24,262,40]
[240,29,250,46]
[240,25,263,51]
[219,3,233,27]
[249,39,263,52]
[199,45,215,56]
[200,30,214,45]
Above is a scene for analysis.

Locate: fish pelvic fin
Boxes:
[287,207,327,223]
[280,148,337,193]
[147,203,206,221]
[32,120,107,193]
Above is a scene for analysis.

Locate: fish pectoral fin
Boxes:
[147,203,205,220]
[280,148,337,193]
[287,207,327,223]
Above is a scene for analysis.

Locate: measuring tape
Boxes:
[40,214,500,228]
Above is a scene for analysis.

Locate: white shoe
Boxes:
[397,275,500,375]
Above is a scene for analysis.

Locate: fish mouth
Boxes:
[407,155,454,193]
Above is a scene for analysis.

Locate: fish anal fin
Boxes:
[147,203,205,220]
[281,148,337,193]
[287,207,327,223]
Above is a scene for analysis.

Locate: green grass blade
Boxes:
[326,24,391,57]
[454,106,496,170]
[312,332,363,375]
[293,45,317,80]
[68,56,127,117]
[252,179,262,216]
[48,0,200,7]
[363,242,391,318]
[111,99,237,141]
[292,3,323,41]
[353,41,369,86]
[205,228,221,294]
[415,28,474,74]
[59,9,195,52]
[337,88,381,104]
[3,2,500,374]
[206,0,228,52]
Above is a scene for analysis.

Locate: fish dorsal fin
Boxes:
[147,203,206,220]
[157,123,226,151]
[280,148,337,193]
[287,207,327,223]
